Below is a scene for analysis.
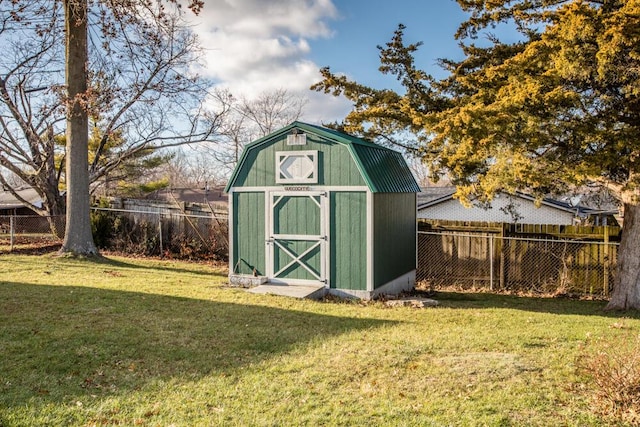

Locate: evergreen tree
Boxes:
[313,1,640,310]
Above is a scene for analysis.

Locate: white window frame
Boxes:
[275,150,318,184]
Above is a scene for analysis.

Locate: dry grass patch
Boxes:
[577,329,640,425]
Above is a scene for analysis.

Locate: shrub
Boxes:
[91,205,115,249]
[576,329,640,424]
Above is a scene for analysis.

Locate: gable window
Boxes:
[276,151,318,184]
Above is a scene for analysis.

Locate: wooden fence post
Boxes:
[10,215,15,251]
[489,234,494,290]
[603,226,610,296]
[499,224,507,290]
[158,216,163,256]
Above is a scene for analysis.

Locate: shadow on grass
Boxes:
[0,243,62,256]
[429,290,640,318]
[0,281,394,408]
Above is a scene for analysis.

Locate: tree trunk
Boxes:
[606,202,640,310]
[60,0,98,256]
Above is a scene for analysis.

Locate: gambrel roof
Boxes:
[225,121,420,193]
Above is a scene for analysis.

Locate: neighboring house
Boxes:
[0,187,44,216]
[0,187,57,234]
[417,187,618,226]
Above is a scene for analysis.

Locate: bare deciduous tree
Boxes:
[0,1,212,253]
[183,88,307,178]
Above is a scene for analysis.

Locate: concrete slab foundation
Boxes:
[229,274,268,287]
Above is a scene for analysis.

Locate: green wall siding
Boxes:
[373,193,416,288]
[330,192,367,290]
[273,195,321,236]
[273,240,321,280]
[234,135,366,188]
[232,192,265,275]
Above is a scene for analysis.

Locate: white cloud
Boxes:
[189,0,351,123]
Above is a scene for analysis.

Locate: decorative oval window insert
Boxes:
[276,151,317,184]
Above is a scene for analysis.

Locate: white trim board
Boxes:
[229,186,369,193]
[366,190,374,292]
[228,189,235,274]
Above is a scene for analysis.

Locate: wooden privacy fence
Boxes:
[91,206,228,259]
[417,220,621,297]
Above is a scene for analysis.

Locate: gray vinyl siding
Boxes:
[417,196,576,225]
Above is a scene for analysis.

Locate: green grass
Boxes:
[1,253,639,426]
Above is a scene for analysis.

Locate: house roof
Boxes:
[145,187,228,205]
[0,187,43,210]
[225,121,420,193]
[417,188,613,217]
[417,186,456,207]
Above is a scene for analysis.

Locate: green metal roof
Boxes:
[225,121,420,193]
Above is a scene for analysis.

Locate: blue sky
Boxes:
[192,0,471,123]
[309,1,468,86]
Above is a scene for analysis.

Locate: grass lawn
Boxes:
[1,252,639,426]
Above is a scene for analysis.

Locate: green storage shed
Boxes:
[225,121,420,299]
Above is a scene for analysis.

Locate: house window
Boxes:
[276,151,318,184]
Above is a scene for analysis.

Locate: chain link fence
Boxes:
[0,215,65,252]
[2,212,621,297]
[417,231,619,297]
